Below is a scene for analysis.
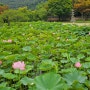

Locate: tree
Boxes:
[0,9,29,25]
[36,2,48,20]
[0,0,47,9]
[0,5,8,14]
[47,0,72,21]
[74,0,90,20]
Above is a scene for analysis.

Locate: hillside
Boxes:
[0,0,46,9]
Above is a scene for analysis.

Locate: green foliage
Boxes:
[20,77,34,86]
[39,59,58,72]
[0,22,90,90]
[36,2,48,20]
[0,87,15,90]
[47,0,72,20]
[35,72,64,90]
[3,73,17,80]
[64,70,87,85]
[22,46,32,52]
[0,9,29,22]
[0,6,47,22]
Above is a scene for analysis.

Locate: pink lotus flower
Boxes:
[7,39,12,43]
[75,62,81,68]
[12,61,25,70]
[3,39,12,43]
[0,60,2,65]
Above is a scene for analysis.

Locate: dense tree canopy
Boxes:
[46,0,72,21]
[0,0,47,9]
[0,4,8,14]
[0,0,90,22]
[74,0,90,20]
[74,0,90,11]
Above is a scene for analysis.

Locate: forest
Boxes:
[0,0,90,24]
[0,0,46,9]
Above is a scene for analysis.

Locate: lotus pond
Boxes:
[0,22,90,90]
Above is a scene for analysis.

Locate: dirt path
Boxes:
[63,23,90,26]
